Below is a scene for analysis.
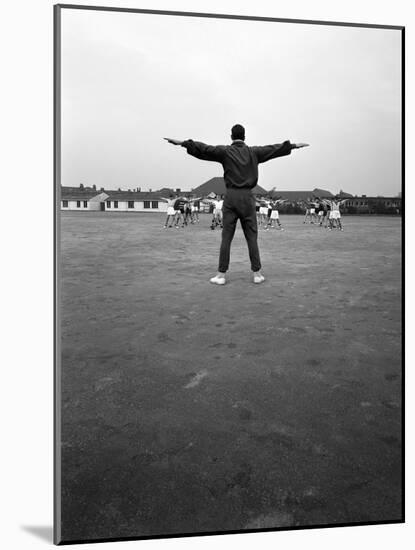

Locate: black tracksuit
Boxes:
[181,139,294,272]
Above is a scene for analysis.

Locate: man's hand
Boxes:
[294,143,310,149]
[164,138,183,146]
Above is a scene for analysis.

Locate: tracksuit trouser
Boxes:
[218,187,261,273]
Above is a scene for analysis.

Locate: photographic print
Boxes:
[54,4,403,544]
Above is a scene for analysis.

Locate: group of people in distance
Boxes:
[160,195,202,228]
[255,197,287,230]
[162,193,348,231]
[161,194,227,229]
[302,196,348,230]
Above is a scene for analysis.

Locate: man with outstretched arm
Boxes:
[165,124,309,284]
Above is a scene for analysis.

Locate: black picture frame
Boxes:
[54,4,404,545]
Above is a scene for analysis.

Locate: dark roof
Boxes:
[156,187,175,196]
[61,186,103,200]
[273,191,317,201]
[105,191,164,201]
[61,192,100,201]
[156,188,195,198]
[192,177,267,196]
[61,195,96,201]
[312,188,334,197]
[61,186,98,193]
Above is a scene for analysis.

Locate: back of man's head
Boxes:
[231,124,245,141]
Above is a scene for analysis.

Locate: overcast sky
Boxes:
[61,8,402,196]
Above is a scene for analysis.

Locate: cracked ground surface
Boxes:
[58,213,402,542]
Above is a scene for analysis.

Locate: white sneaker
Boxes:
[253,273,265,284]
[210,274,226,285]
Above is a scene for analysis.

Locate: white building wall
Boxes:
[105,200,167,212]
[61,196,169,212]
[106,200,129,211]
[61,193,108,211]
[61,200,90,211]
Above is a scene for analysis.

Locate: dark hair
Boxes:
[231,124,245,141]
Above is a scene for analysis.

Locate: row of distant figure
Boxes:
[161,194,349,231]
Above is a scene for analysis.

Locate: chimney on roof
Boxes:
[92,184,96,191]
[176,188,181,193]
[79,183,84,190]
[118,188,121,191]
[138,187,141,192]
[100,187,104,192]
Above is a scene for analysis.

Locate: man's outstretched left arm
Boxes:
[252,141,309,164]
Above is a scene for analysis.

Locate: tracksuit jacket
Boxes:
[181,139,294,189]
